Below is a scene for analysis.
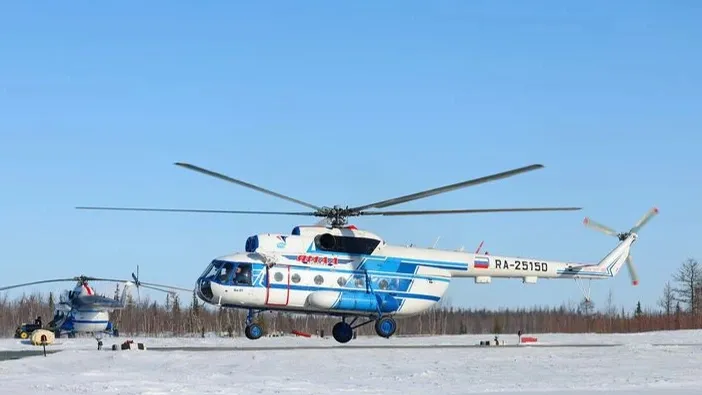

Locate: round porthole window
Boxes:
[378,279,389,289]
[274,272,283,282]
[314,275,324,285]
[355,276,364,287]
[291,273,301,283]
[337,276,346,287]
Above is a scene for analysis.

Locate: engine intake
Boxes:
[315,233,337,250]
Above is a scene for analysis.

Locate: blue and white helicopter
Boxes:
[1,269,191,338]
[76,162,657,343]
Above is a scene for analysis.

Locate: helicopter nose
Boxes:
[197,277,214,301]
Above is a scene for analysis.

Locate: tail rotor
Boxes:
[131,265,141,304]
[583,207,658,286]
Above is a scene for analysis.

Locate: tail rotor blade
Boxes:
[583,217,619,237]
[630,207,659,234]
[131,265,141,304]
[626,254,639,286]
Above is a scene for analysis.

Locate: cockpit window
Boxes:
[202,260,254,287]
[233,264,252,286]
[200,260,223,279]
[218,261,234,282]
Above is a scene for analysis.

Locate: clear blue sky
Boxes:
[1,1,700,314]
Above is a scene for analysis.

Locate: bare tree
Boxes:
[578,297,595,316]
[3,258,702,338]
[672,258,702,314]
[658,281,675,315]
[604,289,616,316]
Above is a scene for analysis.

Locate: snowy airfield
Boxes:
[1,330,701,394]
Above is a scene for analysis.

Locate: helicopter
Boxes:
[0,268,192,338]
[76,162,657,343]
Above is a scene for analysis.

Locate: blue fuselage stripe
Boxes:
[266,283,441,302]
[293,265,451,283]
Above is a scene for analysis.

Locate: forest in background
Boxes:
[1,258,700,338]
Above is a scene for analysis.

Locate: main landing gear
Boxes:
[239,309,397,343]
[332,315,397,343]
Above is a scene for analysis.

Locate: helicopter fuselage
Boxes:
[194,224,634,319]
[196,226,452,317]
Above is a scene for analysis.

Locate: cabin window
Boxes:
[354,276,364,288]
[314,275,324,285]
[337,277,346,287]
[274,272,284,282]
[291,273,301,283]
[314,234,380,255]
[378,279,388,289]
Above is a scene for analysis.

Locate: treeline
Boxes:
[1,258,700,338]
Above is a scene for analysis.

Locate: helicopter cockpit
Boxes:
[200,259,253,287]
[197,259,254,302]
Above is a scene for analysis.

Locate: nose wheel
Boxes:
[245,323,263,340]
[244,308,264,340]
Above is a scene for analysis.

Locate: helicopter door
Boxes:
[264,264,290,306]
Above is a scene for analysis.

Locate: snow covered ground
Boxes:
[1,330,701,394]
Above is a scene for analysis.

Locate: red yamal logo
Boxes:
[297,255,339,266]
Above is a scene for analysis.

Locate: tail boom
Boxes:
[447,233,637,281]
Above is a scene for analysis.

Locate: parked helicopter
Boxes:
[0,268,192,338]
[76,162,657,343]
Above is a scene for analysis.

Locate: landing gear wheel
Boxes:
[245,324,263,340]
[375,316,397,338]
[332,322,353,343]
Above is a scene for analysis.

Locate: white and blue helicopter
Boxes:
[76,162,657,343]
[1,269,191,338]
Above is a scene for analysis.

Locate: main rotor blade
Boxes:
[135,280,193,293]
[75,207,316,216]
[137,283,185,295]
[0,278,77,292]
[631,207,659,234]
[351,164,545,212]
[360,207,581,216]
[583,217,619,237]
[82,277,133,283]
[175,162,322,211]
